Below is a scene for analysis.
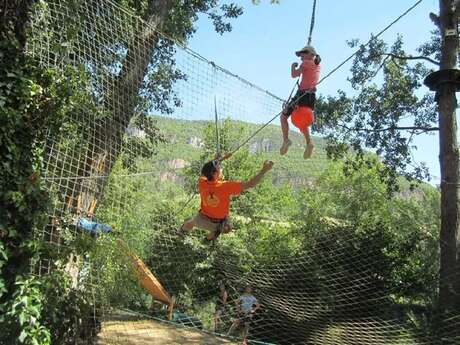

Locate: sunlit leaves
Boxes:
[317,36,437,192]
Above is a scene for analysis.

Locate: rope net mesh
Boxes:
[26,0,457,344]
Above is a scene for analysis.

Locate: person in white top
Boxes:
[227,285,261,345]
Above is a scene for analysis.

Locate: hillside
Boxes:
[151,115,330,185]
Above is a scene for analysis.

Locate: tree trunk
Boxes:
[68,0,173,216]
[437,0,460,317]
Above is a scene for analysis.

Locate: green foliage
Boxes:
[33,0,244,124]
[94,110,440,343]
[152,115,329,190]
[38,0,248,319]
[5,1,442,343]
[1,3,53,341]
[290,161,440,325]
[122,114,167,169]
[316,35,438,192]
[0,1,105,342]
[40,266,99,344]
[0,277,51,345]
[91,159,163,309]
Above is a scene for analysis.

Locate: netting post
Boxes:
[167,296,175,321]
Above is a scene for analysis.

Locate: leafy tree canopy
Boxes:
[316,34,440,192]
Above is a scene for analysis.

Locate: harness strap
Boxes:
[199,211,227,224]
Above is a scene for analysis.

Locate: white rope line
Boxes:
[42,166,187,181]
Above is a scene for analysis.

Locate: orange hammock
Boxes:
[118,239,175,320]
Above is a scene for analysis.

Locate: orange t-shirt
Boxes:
[299,60,320,90]
[198,177,243,219]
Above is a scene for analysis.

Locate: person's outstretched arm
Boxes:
[241,160,274,192]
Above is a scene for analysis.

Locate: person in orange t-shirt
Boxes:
[177,158,274,242]
[280,45,321,159]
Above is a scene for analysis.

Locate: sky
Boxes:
[186,0,446,184]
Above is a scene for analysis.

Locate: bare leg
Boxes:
[241,324,250,345]
[206,231,216,241]
[280,114,289,142]
[181,217,196,232]
[222,223,232,234]
[304,126,312,146]
[303,126,315,159]
[280,114,292,155]
[214,312,220,332]
[227,320,239,336]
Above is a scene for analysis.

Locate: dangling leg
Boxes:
[303,126,315,159]
[241,322,250,345]
[214,309,221,332]
[222,216,232,234]
[280,114,292,155]
[227,319,240,336]
[303,93,316,159]
[177,216,196,236]
[206,228,217,241]
[210,221,224,241]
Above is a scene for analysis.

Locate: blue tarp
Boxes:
[76,217,112,234]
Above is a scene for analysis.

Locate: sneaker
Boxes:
[304,144,314,159]
[279,139,292,155]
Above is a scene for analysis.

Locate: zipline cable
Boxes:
[317,0,423,85]
[176,193,198,216]
[224,81,298,159]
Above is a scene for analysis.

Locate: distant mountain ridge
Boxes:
[151,115,329,186]
[147,116,434,193]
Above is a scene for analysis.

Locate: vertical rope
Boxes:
[307,0,317,45]
[214,95,221,157]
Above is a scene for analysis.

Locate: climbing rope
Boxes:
[176,193,198,216]
[214,96,221,157]
[175,99,222,220]
[307,0,317,46]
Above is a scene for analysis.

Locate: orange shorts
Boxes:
[291,106,314,132]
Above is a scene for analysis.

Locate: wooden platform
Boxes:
[98,319,240,345]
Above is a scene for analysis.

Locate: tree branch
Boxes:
[384,52,440,66]
[368,55,390,80]
[337,124,439,133]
